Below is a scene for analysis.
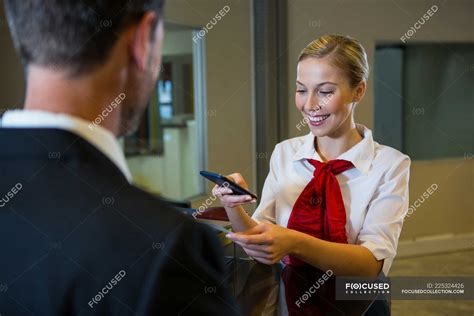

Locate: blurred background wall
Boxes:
[0,0,472,255]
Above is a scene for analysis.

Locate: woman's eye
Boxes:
[296,90,306,93]
[319,91,334,95]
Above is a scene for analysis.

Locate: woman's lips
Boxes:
[307,114,330,126]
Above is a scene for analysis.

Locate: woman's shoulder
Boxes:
[269,133,312,161]
[372,141,411,175]
[276,133,311,151]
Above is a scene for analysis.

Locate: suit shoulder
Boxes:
[114,185,200,235]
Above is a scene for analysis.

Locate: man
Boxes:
[0,1,239,315]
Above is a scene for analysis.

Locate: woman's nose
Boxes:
[304,93,319,113]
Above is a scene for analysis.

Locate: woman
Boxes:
[214,34,410,314]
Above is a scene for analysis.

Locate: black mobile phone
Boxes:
[200,171,258,199]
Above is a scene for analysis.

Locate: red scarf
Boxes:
[282,159,354,315]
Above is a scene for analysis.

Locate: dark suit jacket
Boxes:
[0,128,240,315]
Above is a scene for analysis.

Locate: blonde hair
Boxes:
[298,34,369,88]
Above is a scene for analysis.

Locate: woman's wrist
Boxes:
[223,205,243,214]
[287,229,304,257]
[223,205,257,232]
[287,229,323,259]
[223,205,235,212]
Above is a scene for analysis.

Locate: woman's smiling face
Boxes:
[295,56,363,138]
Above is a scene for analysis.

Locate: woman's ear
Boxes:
[353,80,367,103]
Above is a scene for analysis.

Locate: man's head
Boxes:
[4,0,165,136]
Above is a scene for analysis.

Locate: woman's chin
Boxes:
[309,124,332,138]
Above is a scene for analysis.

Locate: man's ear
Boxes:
[129,12,158,72]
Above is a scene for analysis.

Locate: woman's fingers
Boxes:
[216,191,256,207]
[242,250,275,265]
[212,185,231,196]
[221,194,254,204]
[226,173,249,189]
[226,231,270,245]
[233,240,271,253]
[212,177,256,208]
[242,247,272,260]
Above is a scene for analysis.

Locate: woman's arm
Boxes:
[224,205,258,232]
[291,229,383,277]
[213,173,259,232]
[227,223,382,277]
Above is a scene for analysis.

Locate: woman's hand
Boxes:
[212,173,256,208]
[226,222,297,265]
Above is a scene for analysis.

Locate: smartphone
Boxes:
[200,171,258,199]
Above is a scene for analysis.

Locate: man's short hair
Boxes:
[4,0,165,76]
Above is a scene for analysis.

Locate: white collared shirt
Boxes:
[252,124,411,275]
[1,110,133,183]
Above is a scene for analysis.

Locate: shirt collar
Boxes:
[292,123,375,174]
[1,109,133,183]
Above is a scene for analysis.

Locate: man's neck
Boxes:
[23,65,124,136]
